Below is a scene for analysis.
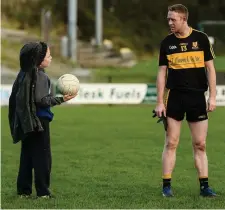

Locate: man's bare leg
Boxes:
[162,117,182,196]
[189,120,216,196]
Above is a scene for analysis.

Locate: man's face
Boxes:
[167,11,186,33]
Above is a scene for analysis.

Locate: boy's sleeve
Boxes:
[35,74,64,107]
[202,34,216,61]
[36,93,64,107]
[159,40,168,66]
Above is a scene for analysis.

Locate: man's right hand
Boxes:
[154,103,166,118]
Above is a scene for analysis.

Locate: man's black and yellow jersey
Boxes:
[159,27,215,91]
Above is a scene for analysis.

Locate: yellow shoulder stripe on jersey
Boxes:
[193,29,216,59]
[167,51,204,69]
[209,41,216,59]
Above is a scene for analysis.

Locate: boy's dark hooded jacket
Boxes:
[8,42,63,144]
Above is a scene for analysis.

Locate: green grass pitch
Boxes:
[1,105,225,209]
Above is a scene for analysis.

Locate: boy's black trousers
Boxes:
[17,118,52,196]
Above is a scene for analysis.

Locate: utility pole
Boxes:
[68,0,78,62]
[95,0,103,47]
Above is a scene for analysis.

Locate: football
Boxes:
[56,74,80,95]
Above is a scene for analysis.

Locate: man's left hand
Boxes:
[207,97,216,112]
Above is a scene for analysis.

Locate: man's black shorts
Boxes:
[165,89,208,122]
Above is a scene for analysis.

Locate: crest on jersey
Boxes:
[192,41,199,49]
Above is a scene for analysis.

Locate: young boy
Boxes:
[8,42,76,198]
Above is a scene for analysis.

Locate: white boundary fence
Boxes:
[1,84,225,106]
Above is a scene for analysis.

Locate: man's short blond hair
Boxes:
[168,4,189,20]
